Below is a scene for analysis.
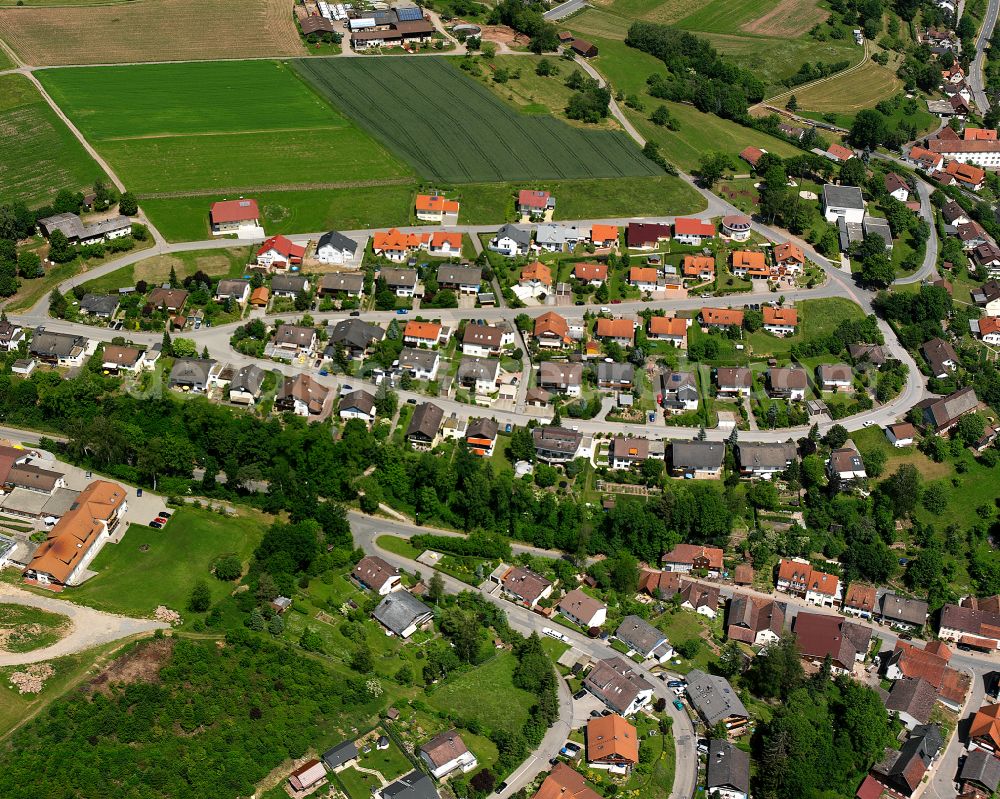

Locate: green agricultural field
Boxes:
[428,653,536,735]
[36,61,412,194]
[292,57,660,183]
[142,184,416,242]
[675,0,823,37]
[792,59,903,113]
[67,507,267,621]
[0,74,108,207]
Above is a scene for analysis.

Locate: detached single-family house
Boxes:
[415,194,460,223]
[403,321,444,348]
[730,250,769,280]
[701,307,744,329]
[626,222,671,249]
[271,274,310,299]
[595,317,635,346]
[817,363,853,391]
[319,272,365,298]
[406,402,444,450]
[322,740,359,772]
[539,361,583,396]
[466,418,499,457]
[662,543,724,576]
[573,262,608,285]
[736,442,797,479]
[277,373,330,416]
[0,320,24,352]
[532,425,583,463]
[228,364,265,405]
[520,261,553,292]
[586,715,638,772]
[591,224,619,248]
[354,555,401,595]
[256,234,305,270]
[489,224,532,257]
[558,588,607,628]
[534,311,572,348]
[920,386,980,433]
[670,440,724,479]
[30,329,90,368]
[168,358,218,393]
[869,724,943,797]
[767,367,807,400]
[596,362,634,391]
[462,324,507,357]
[210,198,259,234]
[381,268,419,297]
[628,267,659,292]
[339,389,377,424]
[315,230,358,265]
[372,591,434,638]
[793,611,870,674]
[905,145,944,172]
[706,740,750,799]
[373,229,430,262]
[922,337,958,378]
[436,265,482,295]
[101,345,147,375]
[214,278,250,307]
[79,293,120,319]
[958,748,1000,796]
[682,255,715,283]
[500,566,553,607]
[673,217,715,245]
[828,446,867,481]
[762,306,798,335]
[686,670,750,732]
[429,231,462,257]
[972,315,1000,344]
[377,772,441,799]
[288,760,327,793]
[397,348,440,381]
[327,318,383,357]
[726,593,784,646]
[648,316,687,348]
[583,657,654,716]
[518,190,555,217]
[715,367,752,397]
[886,422,916,448]
[456,356,500,396]
[420,731,477,779]
[885,172,911,201]
[609,436,648,470]
[661,370,699,414]
[273,324,317,357]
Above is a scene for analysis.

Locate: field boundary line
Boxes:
[755,38,868,109]
[136,177,416,199]
[99,125,345,142]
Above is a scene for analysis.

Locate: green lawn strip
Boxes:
[427,653,536,735]
[376,535,422,560]
[0,73,109,207]
[66,507,267,622]
[337,766,383,799]
[79,246,251,294]
[746,297,866,357]
[357,737,412,780]
[653,609,718,674]
[0,604,70,653]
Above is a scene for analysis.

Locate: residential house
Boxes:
[322,740,359,772]
[817,363,853,391]
[397,348,440,381]
[573,262,608,285]
[776,558,841,606]
[726,593,784,646]
[706,740,750,799]
[973,279,1000,315]
[6,463,64,494]
[168,358,218,392]
[670,440,724,479]
[945,159,987,191]
[595,318,635,347]
[277,374,330,416]
[532,425,583,463]
[849,342,890,366]
[730,250,769,280]
[583,657,654,716]
[886,422,916,448]
[0,320,24,351]
[381,268,419,297]
[721,215,752,241]
[38,212,132,244]
[886,678,938,730]
[535,223,583,253]
[591,224,619,248]
[466,418,499,457]
[879,593,929,630]
[462,324,508,357]
[288,760,327,793]
[489,224,532,257]
[436,265,482,295]
[457,356,500,396]
[701,307,744,329]
[973,242,1000,277]
[23,480,128,587]
[315,230,358,265]
[229,364,265,405]
[626,223,671,249]
[773,242,805,272]
[372,591,434,638]
[429,231,462,257]
[793,611,870,674]
[415,194,460,223]
[403,321,444,348]
[273,324,317,358]
[885,172,911,201]
[319,272,365,298]
[615,615,673,662]
[682,255,715,283]
[828,446,867,481]
[406,402,444,450]
[519,261,553,293]
[734,564,754,586]
[957,220,989,250]
[214,278,250,307]
[673,217,715,245]
[826,143,856,162]
[79,293,119,319]
[843,583,877,619]
[920,386,980,433]
[594,362,632,392]
[327,318,384,358]
[760,307,798,337]
[822,184,865,223]
[557,588,607,628]
[533,764,601,799]
[518,190,555,217]
[249,286,270,309]
[420,731,477,779]
[686,670,750,732]
[715,367,752,397]
[339,390,377,424]
[767,367,807,400]
[256,234,304,270]
[662,543,724,576]
[610,436,648,470]
[101,345,146,375]
[210,199,259,233]
[534,311,572,348]
[922,337,958,378]
[538,361,583,397]
[972,314,1000,344]
[736,442,797,479]
[373,229,430,262]
[942,200,971,229]
[905,145,945,172]
[647,316,687,348]
[679,582,720,618]
[271,274,310,299]
[739,145,766,169]
[30,329,90,368]
[660,370,699,415]
[353,555,401,595]
[377,772,440,799]
[500,566,553,608]
[884,641,969,710]
[628,267,659,293]
[970,702,1000,753]
[958,748,1000,795]
[586,715,638,771]
[870,725,943,797]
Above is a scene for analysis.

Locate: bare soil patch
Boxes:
[0,0,304,66]
[84,637,173,697]
[479,24,528,46]
[740,0,827,37]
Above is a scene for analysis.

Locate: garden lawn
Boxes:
[376,535,422,561]
[357,737,412,780]
[80,247,251,294]
[747,297,865,356]
[654,609,718,674]
[427,653,536,735]
[337,767,382,799]
[36,61,411,194]
[67,507,267,620]
[0,73,108,207]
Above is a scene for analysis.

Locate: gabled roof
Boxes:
[416,194,460,213]
[880,593,928,625]
[970,702,1000,748]
[421,730,470,768]
[404,321,441,341]
[763,306,798,327]
[716,367,752,388]
[583,657,653,714]
[406,402,444,441]
[844,583,877,612]
[210,198,259,224]
[520,261,553,285]
[501,566,552,603]
[959,747,1000,793]
[886,677,937,725]
[317,230,357,253]
[674,217,715,236]
[701,307,744,326]
[533,763,601,799]
[257,234,305,260]
[614,615,665,655]
[706,740,750,795]
[586,714,638,764]
[648,316,687,337]
[340,389,376,417]
[383,771,440,799]
[662,543,723,569]
[372,591,433,636]
[685,670,748,725]
[534,311,570,343]
[596,318,635,340]
[558,588,606,624]
[573,262,608,281]
[671,440,725,471]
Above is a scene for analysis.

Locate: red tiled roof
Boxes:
[573,262,608,281]
[763,306,798,327]
[416,194,459,213]
[210,198,259,224]
[674,217,715,237]
[701,307,744,326]
[596,318,635,340]
[257,234,305,260]
[648,316,687,337]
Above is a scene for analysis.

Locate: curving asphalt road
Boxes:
[969,0,1000,113]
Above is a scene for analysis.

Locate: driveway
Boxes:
[0,582,167,666]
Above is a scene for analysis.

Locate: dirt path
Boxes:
[0,582,167,666]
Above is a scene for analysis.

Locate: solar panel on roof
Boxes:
[395,6,423,20]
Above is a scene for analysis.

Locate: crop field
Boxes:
[291,57,661,183]
[0,0,304,65]
[0,74,107,207]
[37,61,411,194]
[792,59,903,112]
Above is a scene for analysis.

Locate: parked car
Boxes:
[573,689,588,700]
[159,511,172,518]
[350,310,361,317]
[494,782,507,795]
[673,699,684,711]
[149,520,163,529]
[667,680,684,688]
[407,398,417,404]
[396,309,408,315]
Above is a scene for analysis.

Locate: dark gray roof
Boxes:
[231,364,265,395]
[960,747,1000,792]
[685,670,749,726]
[436,265,482,286]
[941,200,967,224]
[320,273,365,293]
[216,278,249,298]
[399,347,438,372]
[532,425,582,454]
[822,183,865,210]
[885,678,936,725]
[467,417,498,440]
[583,656,653,714]
[381,268,418,288]
[169,358,216,386]
[328,318,384,350]
[382,772,440,799]
[706,740,750,794]
[80,293,120,315]
[30,328,87,358]
[493,224,532,246]
[372,591,433,636]
[340,389,376,416]
[318,230,358,253]
[736,442,797,471]
[596,362,634,383]
[615,615,665,656]
[880,592,928,625]
[274,324,315,349]
[322,739,359,770]
[457,356,499,382]
[406,402,444,441]
[924,386,979,429]
[672,440,725,471]
[271,274,309,295]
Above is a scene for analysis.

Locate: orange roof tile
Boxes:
[701,307,744,326]
[416,194,460,213]
[674,217,715,237]
[534,311,570,343]
[763,306,798,327]
[591,224,619,243]
[403,321,441,341]
[774,242,804,264]
[573,262,608,281]
[596,318,635,340]
[587,715,638,765]
[521,261,553,286]
[648,316,687,337]
[683,255,715,277]
[629,266,658,283]
[431,231,462,249]
[732,250,766,270]
[372,228,430,252]
[946,160,986,185]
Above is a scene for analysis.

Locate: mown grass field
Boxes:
[746,297,865,356]
[0,0,304,65]
[37,61,411,194]
[0,74,107,207]
[792,59,903,113]
[68,507,266,621]
[292,57,661,183]
[427,653,536,735]
[80,247,251,293]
